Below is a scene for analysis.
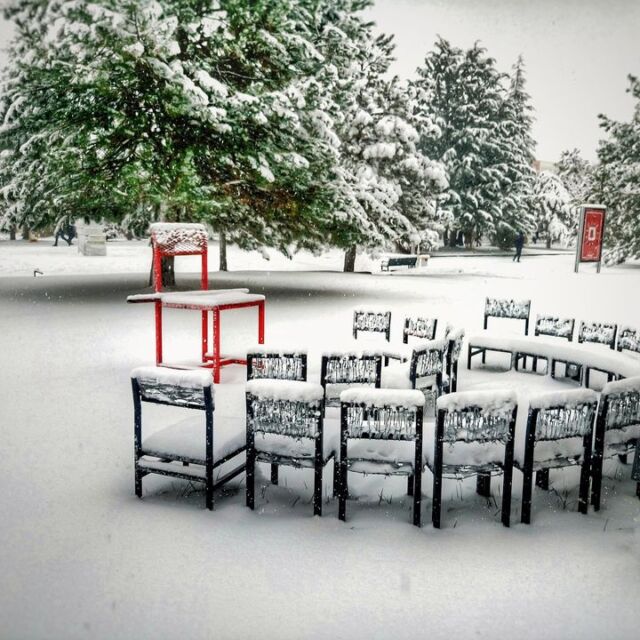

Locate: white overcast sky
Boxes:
[0,0,638,161]
[366,0,640,161]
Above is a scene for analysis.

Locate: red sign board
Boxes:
[579,208,605,262]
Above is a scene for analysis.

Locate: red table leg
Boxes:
[258,300,265,344]
[201,310,208,363]
[212,307,221,383]
[154,300,163,365]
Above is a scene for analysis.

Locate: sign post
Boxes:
[574,204,606,273]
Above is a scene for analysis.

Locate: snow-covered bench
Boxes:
[591,376,640,511]
[578,321,618,350]
[466,334,640,386]
[429,390,518,528]
[484,297,531,334]
[514,389,598,524]
[380,255,418,271]
[131,367,246,511]
[320,351,383,407]
[338,388,426,527]
[245,380,336,516]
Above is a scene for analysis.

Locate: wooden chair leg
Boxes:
[432,471,442,529]
[476,473,491,497]
[246,452,255,510]
[501,468,513,528]
[135,467,143,498]
[271,463,279,485]
[332,457,340,498]
[578,463,590,515]
[636,482,640,499]
[521,467,534,524]
[338,460,348,522]
[481,349,486,364]
[407,474,414,496]
[313,464,323,517]
[413,468,422,528]
[591,459,603,510]
[206,470,214,512]
[536,468,549,490]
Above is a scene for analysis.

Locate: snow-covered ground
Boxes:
[1,238,639,639]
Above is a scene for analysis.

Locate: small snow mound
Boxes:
[528,388,598,411]
[246,379,324,403]
[131,366,213,389]
[437,389,517,412]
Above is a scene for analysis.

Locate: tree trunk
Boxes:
[9,225,16,240]
[21,224,29,240]
[219,232,228,271]
[148,255,176,288]
[448,229,457,248]
[546,236,552,249]
[343,245,356,272]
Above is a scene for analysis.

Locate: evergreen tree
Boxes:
[532,170,572,248]
[596,76,640,264]
[557,148,594,207]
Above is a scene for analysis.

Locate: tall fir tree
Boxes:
[532,170,572,248]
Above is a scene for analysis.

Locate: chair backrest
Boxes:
[247,350,307,381]
[436,390,517,444]
[446,328,465,366]
[578,321,617,350]
[409,338,447,382]
[131,366,213,410]
[246,380,324,439]
[149,223,208,292]
[617,326,640,355]
[534,315,575,341]
[527,389,598,441]
[403,316,438,344]
[599,376,640,433]
[353,310,391,341]
[340,388,424,441]
[484,297,531,334]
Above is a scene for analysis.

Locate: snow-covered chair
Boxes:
[484,297,531,335]
[427,390,518,528]
[381,338,447,408]
[320,352,383,407]
[353,309,391,342]
[444,327,465,393]
[591,377,640,511]
[515,389,597,524]
[403,316,438,344]
[245,380,336,516]
[578,321,617,350]
[338,389,425,527]
[516,315,576,374]
[247,349,307,382]
[132,367,245,510]
[616,326,640,356]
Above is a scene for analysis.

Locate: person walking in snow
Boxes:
[513,231,524,262]
[53,217,76,246]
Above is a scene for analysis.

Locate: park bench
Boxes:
[427,390,518,528]
[245,380,337,516]
[515,389,597,524]
[338,388,425,526]
[590,376,640,511]
[131,367,246,510]
[380,255,419,271]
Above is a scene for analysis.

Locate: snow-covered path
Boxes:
[0,242,639,639]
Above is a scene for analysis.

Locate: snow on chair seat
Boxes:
[131,366,246,511]
[514,389,598,524]
[591,376,640,511]
[338,388,425,527]
[245,380,335,516]
[429,390,518,528]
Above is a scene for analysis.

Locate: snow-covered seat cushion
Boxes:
[253,416,339,466]
[422,433,507,475]
[381,361,439,390]
[141,415,246,463]
[346,439,418,475]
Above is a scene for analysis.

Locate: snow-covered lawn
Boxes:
[1,239,639,639]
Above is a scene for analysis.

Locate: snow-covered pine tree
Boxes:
[557,148,594,207]
[492,56,537,249]
[307,0,446,270]
[532,170,572,248]
[413,39,513,248]
[0,0,341,268]
[596,75,640,264]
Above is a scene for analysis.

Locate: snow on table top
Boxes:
[127,288,249,303]
[437,389,517,412]
[468,333,640,378]
[528,388,598,410]
[601,375,640,397]
[246,379,324,403]
[159,290,264,308]
[131,366,213,389]
[340,387,425,408]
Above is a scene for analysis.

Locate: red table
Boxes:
[128,289,265,383]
